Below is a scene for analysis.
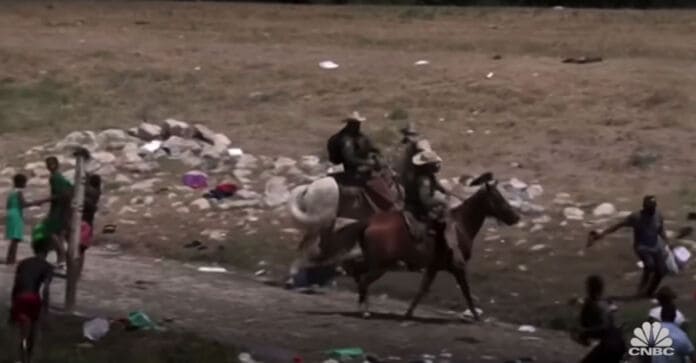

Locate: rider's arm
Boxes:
[418,178,439,208]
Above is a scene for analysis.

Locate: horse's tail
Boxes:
[287,177,339,228]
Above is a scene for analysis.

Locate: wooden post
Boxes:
[65,147,90,311]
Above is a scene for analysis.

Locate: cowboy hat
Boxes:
[343,111,366,123]
[412,150,442,166]
[400,122,418,136]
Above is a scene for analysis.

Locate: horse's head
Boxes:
[469,173,520,226]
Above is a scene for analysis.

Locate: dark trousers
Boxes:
[635,247,666,296]
[580,328,626,363]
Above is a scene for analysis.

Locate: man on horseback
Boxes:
[327,111,382,187]
[405,150,449,241]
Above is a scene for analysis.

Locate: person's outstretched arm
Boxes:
[588,217,631,247]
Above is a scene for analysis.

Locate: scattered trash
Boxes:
[228,148,244,157]
[83,318,110,341]
[102,224,117,234]
[254,269,266,276]
[182,171,208,189]
[327,347,365,360]
[238,352,260,363]
[673,246,691,268]
[127,311,157,330]
[204,183,238,200]
[319,61,339,70]
[141,140,162,153]
[518,325,537,333]
[486,72,494,79]
[562,56,602,64]
[414,60,430,66]
[198,266,227,273]
[184,240,203,249]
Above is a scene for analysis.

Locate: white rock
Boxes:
[617,210,632,218]
[509,177,528,190]
[144,196,154,205]
[530,244,547,252]
[526,184,544,199]
[130,178,161,192]
[564,207,585,220]
[211,133,231,148]
[593,203,617,217]
[236,189,261,200]
[518,265,528,272]
[162,118,193,138]
[218,200,261,209]
[95,164,117,176]
[119,206,138,215]
[235,154,258,169]
[1,167,17,176]
[56,131,97,150]
[105,196,119,207]
[273,157,296,172]
[264,176,290,207]
[180,151,203,168]
[114,174,132,184]
[532,215,551,224]
[176,207,190,214]
[193,124,216,143]
[530,224,543,233]
[96,129,133,150]
[27,178,48,187]
[91,151,116,164]
[299,155,321,171]
[122,143,143,163]
[191,198,211,211]
[162,136,202,156]
[234,169,253,184]
[200,144,226,160]
[137,122,162,141]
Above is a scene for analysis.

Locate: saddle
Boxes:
[402,210,429,245]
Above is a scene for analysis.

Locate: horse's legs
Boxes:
[450,266,479,321]
[404,266,438,318]
[357,268,385,318]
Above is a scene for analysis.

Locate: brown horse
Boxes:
[346,173,520,320]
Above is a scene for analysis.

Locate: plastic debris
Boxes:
[83,318,110,341]
[486,72,494,79]
[327,347,364,360]
[141,140,162,153]
[414,60,430,66]
[319,61,339,70]
[198,266,227,273]
[518,325,537,333]
[127,311,157,330]
[228,148,244,157]
[182,171,208,189]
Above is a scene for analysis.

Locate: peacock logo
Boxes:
[628,322,675,356]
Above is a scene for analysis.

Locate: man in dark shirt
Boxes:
[575,275,626,363]
[588,195,671,297]
[10,234,53,363]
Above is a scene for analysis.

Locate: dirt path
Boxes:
[0,243,583,363]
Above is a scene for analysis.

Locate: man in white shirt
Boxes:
[652,304,696,363]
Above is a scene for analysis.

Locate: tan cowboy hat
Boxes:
[343,111,366,123]
[412,150,442,166]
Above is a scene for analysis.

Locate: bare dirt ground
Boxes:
[0,243,583,363]
[2,2,696,362]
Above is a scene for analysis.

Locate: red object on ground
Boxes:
[216,183,238,195]
[11,292,42,326]
[292,355,303,363]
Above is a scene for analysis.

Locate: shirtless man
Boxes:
[10,233,53,363]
